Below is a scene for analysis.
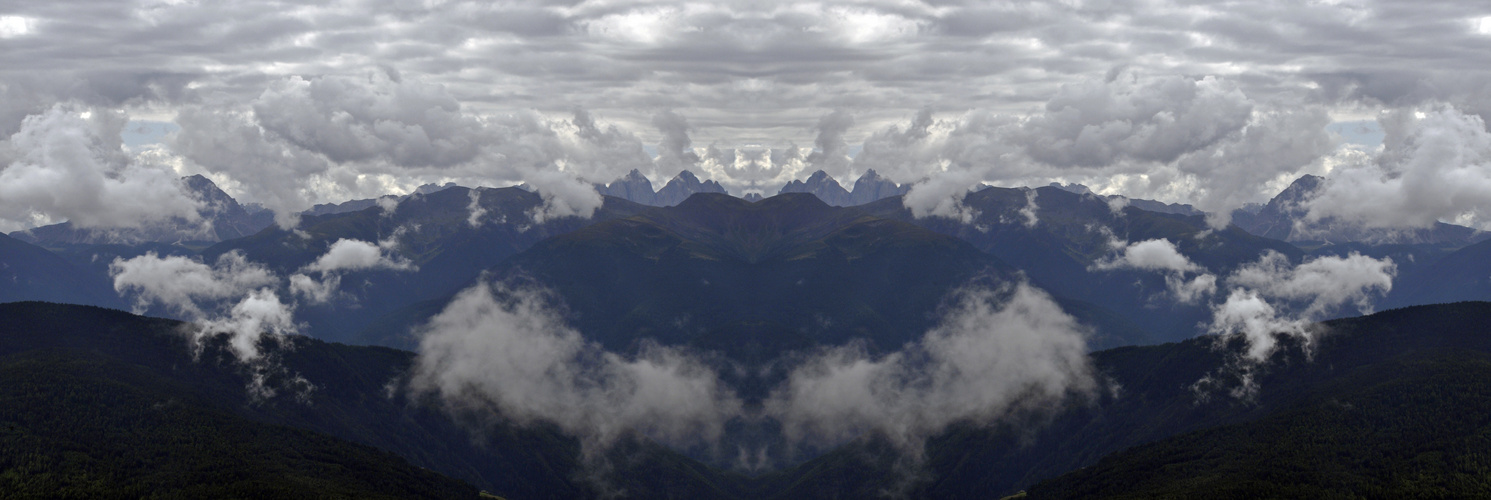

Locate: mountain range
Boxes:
[4,299,1488,498]
[5,169,1491,497]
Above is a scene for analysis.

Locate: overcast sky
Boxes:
[3,0,1491,231]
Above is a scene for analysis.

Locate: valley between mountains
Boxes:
[4,175,1491,498]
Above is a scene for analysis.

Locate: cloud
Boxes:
[1092,238,1217,304]
[302,238,412,273]
[291,237,415,304]
[0,105,201,232]
[110,250,307,400]
[408,282,743,464]
[878,73,1334,226]
[805,110,855,178]
[764,282,1094,460]
[251,71,485,168]
[1207,250,1395,368]
[111,250,277,319]
[1306,106,1491,230]
[1227,250,1396,321]
[173,75,613,228]
[1093,238,1203,274]
[652,109,701,175]
[1017,73,1254,168]
[1019,189,1039,228]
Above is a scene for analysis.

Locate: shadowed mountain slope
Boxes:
[0,232,124,309]
[0,302,740,499]
[199,186,650,343]
[476,193,1149,361]
[861,186,1302,342]
[760,302,1491,499]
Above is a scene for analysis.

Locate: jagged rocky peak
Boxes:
[778,170,852,206]
[654,170,727,206]
[599,169,658,205]
[848,169,910,206]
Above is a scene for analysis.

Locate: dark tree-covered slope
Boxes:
[0,302,739,499]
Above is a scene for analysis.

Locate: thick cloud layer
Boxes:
[0,105,200,232]
[4,0,1491,232]
[408,282,743,461]
[874,73,1335,226]
[1306,106,1491,230]
[1210,251,1396,363]
[764,283,1095,457]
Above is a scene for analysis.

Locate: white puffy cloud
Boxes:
[409,282,743,462]
[764,282,1094,458]
[110,250,302,390]
[1306,106,1491,230]
[1094,238,1203,274]
[302,238,412,273]
[1208,250,1395,364]
[1017,74,1254,168]
[1092,238,1217,304]
[1227,250,1396,320]
[0,105,201,232]
[291,238,414,304]
[110,250,277,318]
[861,73,1333,227]
[252,71,485,168]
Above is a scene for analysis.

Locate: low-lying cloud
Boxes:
[408,282,743,462]
[1092,238,1218,304]
[1306,106,1491,230]
[764,282,1096,458]
[1210,250,1396,363]
[0,105,202,232]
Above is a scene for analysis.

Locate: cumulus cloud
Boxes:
[1017,73,1254,168]
[1306,106,1491,230]
[1227,250,1396,322]
[764,282,1095,460]
[1092,238,1217,304]
[290,238,415,304]
[409,282,743,464]
[805,110,855,178]
[252,70,485,168]
[302,238,412,273]
[111,251,277,319]
[652,109,701,175]
[110,250,308,399]
[867,72,1335,227]
[0,105,201,232]
[172,74,613,229]
[1208,250,1395,365]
